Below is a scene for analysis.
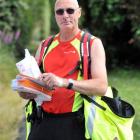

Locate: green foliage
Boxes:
[79,0,140,69]
[1,0,140,68]
[42,0,51,38]
[14,0,47,58]
[0,47,23,140]
[0,0,26,48]
[49,0,59,34]
[0,46,17,85]
[0,0,24,31]
[0,0,51,59]
[127,0,140,47]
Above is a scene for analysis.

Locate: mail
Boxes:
[11,49,52,105]
[16,49,41,78]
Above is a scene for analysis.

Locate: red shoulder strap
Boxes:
[82,33,89,80]
[38,36,53,66]
[82,33,95,80]
[80,32,93,100]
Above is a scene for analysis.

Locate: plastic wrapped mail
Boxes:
[11,75,52,105]
[11,79,51,105]
[11,49,52,105]
[16,49,41,78]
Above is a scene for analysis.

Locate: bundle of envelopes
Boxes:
[11,74,52,101]
[11,49,52,105]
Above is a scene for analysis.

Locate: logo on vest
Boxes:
[64,51,76,54]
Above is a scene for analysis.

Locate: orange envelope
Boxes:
[17,74,52,97]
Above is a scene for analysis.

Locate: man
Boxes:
[19,0,108,139]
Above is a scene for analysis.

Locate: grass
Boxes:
[0,48,25,140]
[108,69,140,140]
[0,2,52,139]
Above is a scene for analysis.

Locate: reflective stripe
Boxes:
[71,38,81,57]
[87,99,96,137]
[72,91,83,112]
[86,41,89,56]
[72,61,83,112]
[25,101,33,140]
[81,43,84,56]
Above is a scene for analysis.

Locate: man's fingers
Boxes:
[19,92,37,99]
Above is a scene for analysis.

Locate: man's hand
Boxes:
[18,92,37,100]
[39,73,68,89]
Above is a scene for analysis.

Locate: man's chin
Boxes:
[61,25,73,30]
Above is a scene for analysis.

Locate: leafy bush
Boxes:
[0,0,24,49]
[0,0,23,31]
[79,0,140,69]
[14,0,47,59]
[1,0,140,68]
[0,0,50,59]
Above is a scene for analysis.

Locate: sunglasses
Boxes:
[55,8,77,15]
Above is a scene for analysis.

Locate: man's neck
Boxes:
[59,28,80,42]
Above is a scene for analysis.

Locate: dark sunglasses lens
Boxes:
[56,9,64,15]
[66,8,75,14]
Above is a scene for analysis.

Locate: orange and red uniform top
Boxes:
[36,31,94,114]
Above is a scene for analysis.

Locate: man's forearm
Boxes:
[63,78,108,96]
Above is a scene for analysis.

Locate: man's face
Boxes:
[55,0,81,31]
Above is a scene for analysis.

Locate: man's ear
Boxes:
[77,8,81,18]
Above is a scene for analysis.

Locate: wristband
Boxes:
[57,78,64,87]
[67,79,74,89]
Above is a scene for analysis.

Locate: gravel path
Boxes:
[16,117,26,140]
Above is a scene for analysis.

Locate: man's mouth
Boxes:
[62,21,71,25]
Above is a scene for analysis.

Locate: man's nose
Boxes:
[63,11,69,17]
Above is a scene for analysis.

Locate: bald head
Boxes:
[55,0,79,9]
